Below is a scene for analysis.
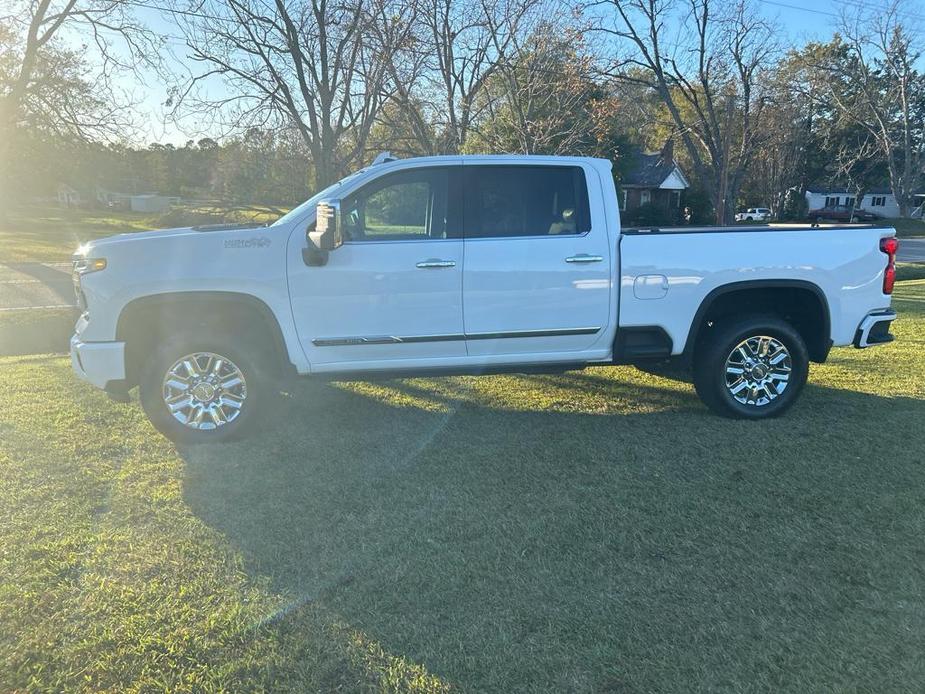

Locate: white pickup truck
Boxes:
[70,155,899,442]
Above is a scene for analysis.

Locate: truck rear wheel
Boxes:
[693,315,809,419]
[139,336,270,443]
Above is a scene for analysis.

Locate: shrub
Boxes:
[779,189,807,221]
[624,202,679,227]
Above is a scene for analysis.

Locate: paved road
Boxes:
[0,262,75,312]
[1,237,923,312]
[898,237,925,264]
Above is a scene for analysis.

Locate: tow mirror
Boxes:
[303,199,343,266]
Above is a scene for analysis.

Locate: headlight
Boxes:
[72,250,107,310]
[72,255,107,274]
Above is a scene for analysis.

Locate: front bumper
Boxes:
[853,310,897,348]
[70,335,126,389]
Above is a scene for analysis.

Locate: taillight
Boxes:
[880,237,899,294]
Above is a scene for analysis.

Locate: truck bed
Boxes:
[618,223,894,353]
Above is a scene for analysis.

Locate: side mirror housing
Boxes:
[304,199,343,266]
[309,199,343,251]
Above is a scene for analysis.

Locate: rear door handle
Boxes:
[565,254,604,263]
[416,259,456,269]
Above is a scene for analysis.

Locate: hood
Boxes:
[77,223,268,254]
[85,226,194,250]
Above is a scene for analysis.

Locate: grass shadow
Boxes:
[180,371,925,692]
[0,261,74,305]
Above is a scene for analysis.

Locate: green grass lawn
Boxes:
[2,282,925,692]
[0,205,283,263]
[0,307,79,356]
[897,262,925,282]
[883,217,925,238]
[0,206,163,263]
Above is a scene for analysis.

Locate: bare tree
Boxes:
[1,0,163,137]
[0,0,157,212]
[740,49,824,219]
[467,22,604,154]
[168,0,405,187]
[381,0,543,154]
[593,0,777,224]
[808,3,924,217]
[829,136,881,221]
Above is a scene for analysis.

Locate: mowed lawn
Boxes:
[0,205,283,263]
[0,207,162,263]
[2,283,925,693]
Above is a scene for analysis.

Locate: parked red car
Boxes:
[808,205,879,222]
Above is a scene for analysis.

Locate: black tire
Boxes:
[139,334,271,443]
[693,315,809,419]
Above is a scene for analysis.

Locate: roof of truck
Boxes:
[367,153,613,167]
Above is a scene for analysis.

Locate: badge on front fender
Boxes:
[224,237,271,249]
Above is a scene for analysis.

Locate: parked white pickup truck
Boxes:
[71,155,899,442]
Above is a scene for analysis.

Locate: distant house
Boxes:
[618,141,689,222]
[96,187,131,208]
[129,194,180,213]
[805,185,925,218]
[56,184,82,207]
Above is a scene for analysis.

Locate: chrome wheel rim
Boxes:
[162,352,247,430]
[724,335,791,407]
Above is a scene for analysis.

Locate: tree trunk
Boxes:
[850,187,866,222]
[0,104,17,224]
[313,152,335,190]
[711,174,736,226]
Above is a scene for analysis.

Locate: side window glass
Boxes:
[464,166,591,238]
[342,168,451,241]
[364,181,430,237]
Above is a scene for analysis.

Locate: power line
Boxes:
[835,0,925,23]
[756,0,925,23]
[756,0,840,18]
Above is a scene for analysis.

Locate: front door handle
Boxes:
[416,259,456,269]
[565,254,604,263]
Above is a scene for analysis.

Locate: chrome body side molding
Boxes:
[312,326,601,347]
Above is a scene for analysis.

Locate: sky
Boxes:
[93,0,925,146]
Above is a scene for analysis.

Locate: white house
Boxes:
[129,194,180,213]
[96,187,131,207]
[804,186,925,218]
[56,183,82,207]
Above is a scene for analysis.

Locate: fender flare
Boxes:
[681,279,831,361]
[116,291,297,381]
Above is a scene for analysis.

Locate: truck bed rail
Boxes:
[622,223,881,235]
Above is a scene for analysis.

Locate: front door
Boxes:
[461,163,612,358]
[288,165,466,370]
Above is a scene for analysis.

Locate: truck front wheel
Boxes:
[139,336,270,443]
[693,315,809,419]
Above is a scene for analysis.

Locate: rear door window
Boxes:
[463,166,591,238]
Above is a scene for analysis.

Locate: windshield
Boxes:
[270,171,364,227]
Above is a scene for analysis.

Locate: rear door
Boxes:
[461,163,611,357]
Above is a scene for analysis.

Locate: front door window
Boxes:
[342,168,453,241]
